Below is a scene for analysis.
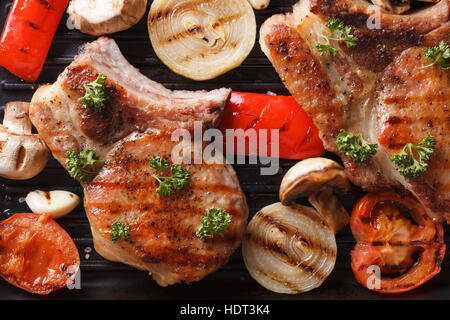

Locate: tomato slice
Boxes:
[218,92,324,160]
[0,213,80,295]
[350,192,445,293]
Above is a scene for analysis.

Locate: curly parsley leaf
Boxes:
[391,135,437,180]
[149,155,170,173]
[196,208,232,239]
[81,74,109,112]
[149,156,190,196]
[316,18,358,56]
[417,41,450,71]
[110,221,132,243]
[65,149,102,183]
[316,43,339,57]
[337,129,378,163]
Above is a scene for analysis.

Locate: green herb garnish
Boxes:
[81,74,109,112]
[316,18,358,57]
[417,41,450,71]
[196,208,232,239]
[149,155,190,196]
[65,149,102,183]
[337,129,378,163]
[110,221,132,243]
[391,135,436,180]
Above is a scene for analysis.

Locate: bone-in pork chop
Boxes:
[29,37,249,286]
[260,0,450,221]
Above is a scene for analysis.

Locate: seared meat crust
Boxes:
[30,37,248,286]
[260,0,450,220]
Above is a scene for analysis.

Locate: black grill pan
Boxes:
[0,0,448,300]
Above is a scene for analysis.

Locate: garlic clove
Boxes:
[25,190,80,219]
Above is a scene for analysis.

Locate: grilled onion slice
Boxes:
[242,203,337,294]
[148,0,256,80]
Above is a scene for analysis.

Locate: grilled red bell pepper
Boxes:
[350,192,445,293]
[0,0,69,82]
[218,92,324,160]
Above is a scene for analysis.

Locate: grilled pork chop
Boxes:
[260,0,450,221]
[29,37,249,286]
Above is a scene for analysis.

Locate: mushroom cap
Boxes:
[0,102,50,180]
[68,0,148,36]
[279,157,350,205]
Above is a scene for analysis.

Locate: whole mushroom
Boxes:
[371,0,441,15]
[279,157,350,234]
[68,0,148,36]
[0,102,50,180]
[372,0,411,14]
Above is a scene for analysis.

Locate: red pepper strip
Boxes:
[0,0,69,82]
[350,192,445,293]
[218,92,324,160]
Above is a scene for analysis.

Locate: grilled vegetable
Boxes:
[372,0,410,14]
[350,192,445,293]
[279,158,350,234]
[391,135,436,179]
[0,213,80,295]
[248,0,270,9]
[25,190,80,219]
[0,102,50,180]
[0,0,69,82]
[218,92,324,160]
[148,0,256,80]
[242,203,337,294]
[337,129,378,163]
[68,0,147,36]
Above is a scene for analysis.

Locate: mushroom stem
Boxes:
[307,187,349,234]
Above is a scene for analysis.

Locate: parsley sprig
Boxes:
[316,18,358,57]
[110,221,132,243]
[417,41,450,71]
[336,129,378,163]
[149,155,190,196]
[65,149,102,183]
[196,208,232,239]
[81,74,109,112]
[391,135,436,180]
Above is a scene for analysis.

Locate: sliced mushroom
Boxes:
[68,0,148,36]
[0,102,50,180]
[248,0,270,10]
[279,157,350,234]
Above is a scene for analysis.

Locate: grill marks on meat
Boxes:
[29,37,248,286]
[85,131,247,286]
[260,0,450,220]
[263,23,344,151]
[377,47,450,214]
